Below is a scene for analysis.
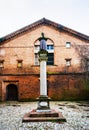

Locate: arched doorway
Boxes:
[6,84,18,101]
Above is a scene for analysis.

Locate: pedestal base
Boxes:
[22,96,66,122]
[36,96,51,112]
[22,109,66,122]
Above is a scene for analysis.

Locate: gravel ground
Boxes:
[0,101,89,130]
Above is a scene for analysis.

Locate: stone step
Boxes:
[22,109,66,122]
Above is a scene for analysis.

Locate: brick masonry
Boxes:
[0,74,89,101]
[0,20,89,101]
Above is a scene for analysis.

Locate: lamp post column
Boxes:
[40,58,47,96]
[36,52,51,112]
[36,33,51,112]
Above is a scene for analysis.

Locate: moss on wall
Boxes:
[82,79,89,90]
[0,74,89,101]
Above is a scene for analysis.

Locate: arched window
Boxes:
[34,39,54,65]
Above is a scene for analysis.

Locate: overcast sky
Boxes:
[0,0,89,37]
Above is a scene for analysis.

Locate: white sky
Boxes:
[0,0,89,37]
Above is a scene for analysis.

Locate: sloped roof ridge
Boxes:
[0,18,44,43]
[43,18,89,41]
[0,18,89,43]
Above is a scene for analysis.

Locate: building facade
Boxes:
[0,18,89,101]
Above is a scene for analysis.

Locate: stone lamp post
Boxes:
[22,33,66,122]
[36,34,51,112]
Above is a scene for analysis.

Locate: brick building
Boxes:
[0,18,89,101]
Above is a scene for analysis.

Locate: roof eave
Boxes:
[0,18,89,44]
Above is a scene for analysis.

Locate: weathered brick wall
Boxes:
[48,74,89,100]
[0,74,89,101]
[0,24,89,101]
[0,80,2,100]
[18,75,40,101]
[0,75,40,101]
[0,25,89,74]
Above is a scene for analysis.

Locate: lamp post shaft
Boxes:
[40,60,47,96]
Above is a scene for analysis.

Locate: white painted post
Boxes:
[36,33,51,112]
[40,60,47,96]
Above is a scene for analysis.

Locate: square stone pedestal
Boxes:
[36,96,51,112]
[22,97,66,123]
[22,96,66,122]
[22,109,66,122]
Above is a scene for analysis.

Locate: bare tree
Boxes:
[72,43,89,78]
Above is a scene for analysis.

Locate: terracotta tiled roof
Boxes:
[0,18,89,44]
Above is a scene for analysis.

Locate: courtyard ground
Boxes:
[0,101,89,130]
